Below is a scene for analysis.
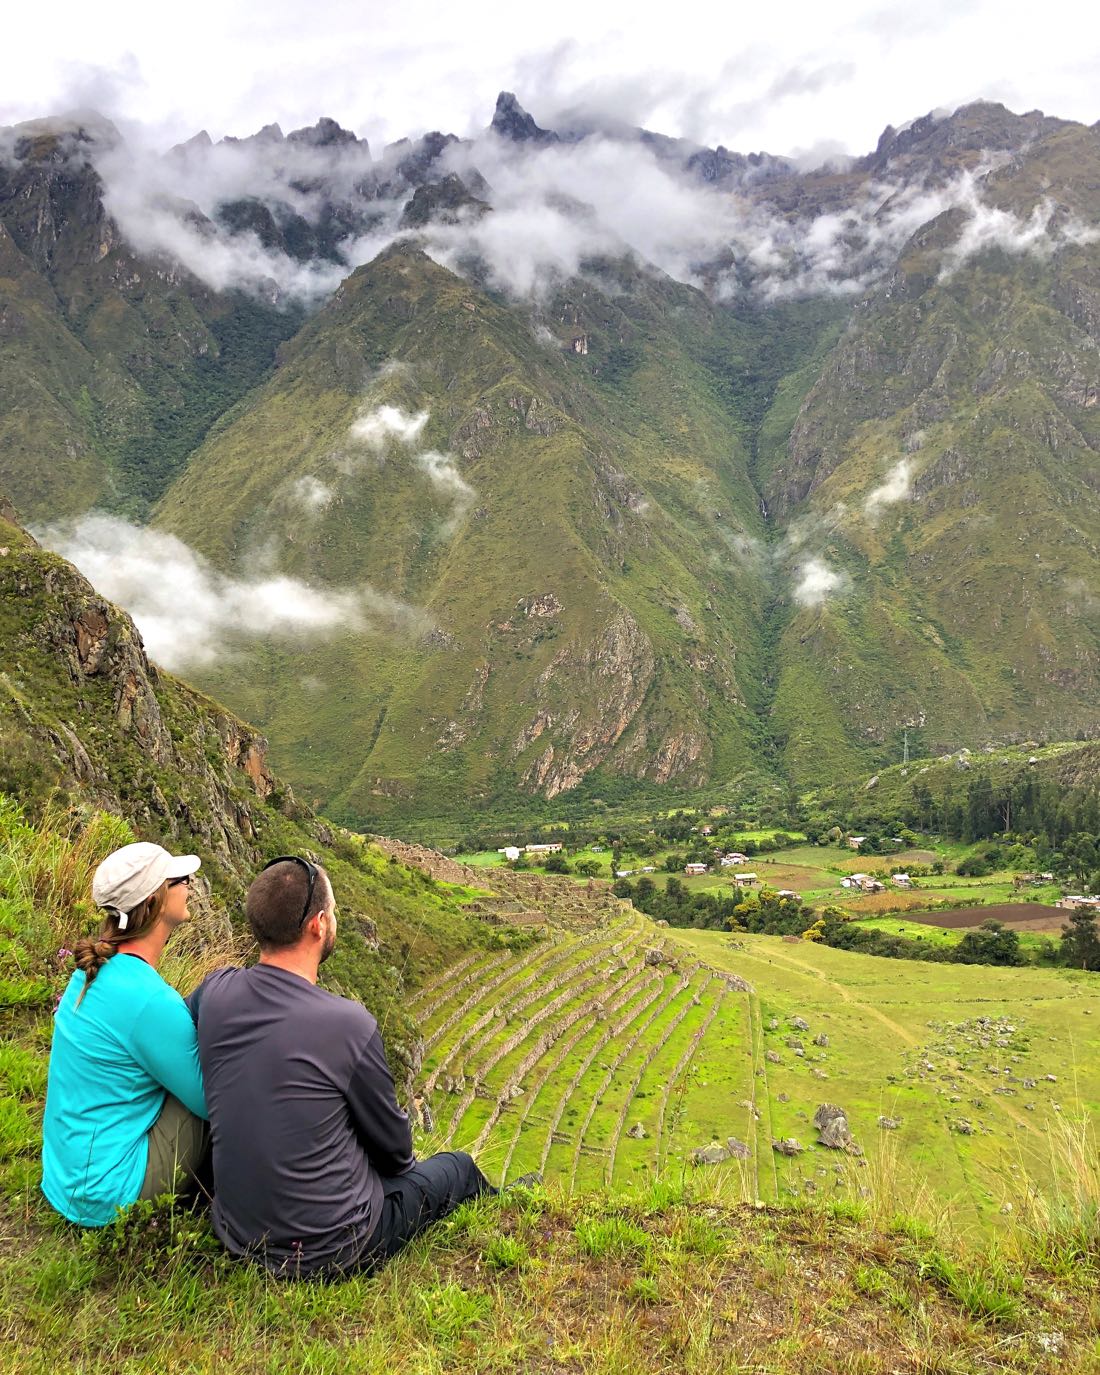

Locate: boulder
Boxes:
[692,1141,730,1165]
[772,1137,805,1156]
[767,1017,779,1031]
[765,1050,782,1064]
[877,1116,901,1130]
[790,1016,810,1031]
[726,1138,752,1160]
[814,1033,829,1048]
[786,1038,804,1050]
[626,1122,647,1140]
[814,1103,859,1153]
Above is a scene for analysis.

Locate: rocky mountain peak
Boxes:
[287,116,360,148]
[491,92,558,144]
[864,100,1070,173]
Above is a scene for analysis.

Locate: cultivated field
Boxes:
[416,905,1100,1229]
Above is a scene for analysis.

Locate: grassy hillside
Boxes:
[154,246,840,828]
[2,813,1098,1372]
[766,125,1100,786]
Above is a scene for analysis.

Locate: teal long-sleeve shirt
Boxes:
[42,952,207,1226]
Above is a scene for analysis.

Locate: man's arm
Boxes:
[345,1028,415,1176]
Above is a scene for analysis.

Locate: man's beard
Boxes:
[319,926,336,964]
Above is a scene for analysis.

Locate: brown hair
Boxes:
[72,882,169,1002]
[245,862,331,951]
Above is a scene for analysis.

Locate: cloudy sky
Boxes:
[2,0,1096,157]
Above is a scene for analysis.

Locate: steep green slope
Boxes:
[0,497,490,1049]
[0,121,300,520]
[155,246,838,827]
[765,123,1100,785]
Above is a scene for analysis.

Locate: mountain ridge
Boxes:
[1,95,1097,823]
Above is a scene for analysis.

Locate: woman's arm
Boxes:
[130,986,208,1120]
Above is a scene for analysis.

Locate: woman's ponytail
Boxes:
[71,886,167,1004]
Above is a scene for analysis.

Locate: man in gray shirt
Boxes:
[190,856,496,1278]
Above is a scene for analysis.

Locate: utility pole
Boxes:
[902,728,910,766]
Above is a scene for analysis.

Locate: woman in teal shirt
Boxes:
[42,842,210,1226]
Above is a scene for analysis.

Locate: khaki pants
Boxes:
[140,1093,211,1201]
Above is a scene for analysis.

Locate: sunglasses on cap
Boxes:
[168,875,192,888]
[261,855,321,928]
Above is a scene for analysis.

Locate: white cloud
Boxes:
[938,179,1100,278]
[864,458,914,518]
[350,403,430,450]
[37,513,430,670]
[793,556,849,606]
[288,475,334,511]
[415,450,477,529]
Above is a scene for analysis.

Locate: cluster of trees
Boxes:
[612,879,810,937]
[615,875,1100,971]
[814,910,1027,966]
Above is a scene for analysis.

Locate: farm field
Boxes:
[896,904,1066,931]
[415,901,1100,1230]
[853,914,1058,957]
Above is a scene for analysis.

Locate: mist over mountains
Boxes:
[1,92,1098,825]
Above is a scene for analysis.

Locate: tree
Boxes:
[954,921,1023,966]
[1060,907,1100,971]
[543,854,570,874]
[574,859,601,878]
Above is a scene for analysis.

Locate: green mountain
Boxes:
[154,244,841,825]
[2,98,1098,825]
[764,120,1100,785]
[0,118,300,520]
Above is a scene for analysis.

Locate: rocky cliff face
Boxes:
[0,498,290,879]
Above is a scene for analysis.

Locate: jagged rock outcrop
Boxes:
[0,504,294,876]
[491,93,559,145]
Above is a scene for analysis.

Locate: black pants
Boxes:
[360,1151,495,1269]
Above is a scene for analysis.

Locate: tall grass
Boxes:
[0,793,242,1000]
[0,793,132,953]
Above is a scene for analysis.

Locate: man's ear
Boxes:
[306,909,328,938]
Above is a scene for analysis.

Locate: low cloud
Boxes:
[288,475,334,512]
[19,102,1093,311]
[864,458,914,518]
[938,181,1100,278]
[416,450,477,524]
[792,556,849,606]
[350,403,429,450]
[37,514,430,671]
[347,401,477,530]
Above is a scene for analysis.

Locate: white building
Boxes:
[685,862,709,876]
[498,846,521,862]
[525,842,563,854]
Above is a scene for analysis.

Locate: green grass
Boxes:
[4,1179,1096,1373]
[405,895,1100,1230]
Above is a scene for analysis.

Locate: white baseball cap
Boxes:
[92,842,201,928]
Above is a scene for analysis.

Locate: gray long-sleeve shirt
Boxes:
[190,964,414,1276]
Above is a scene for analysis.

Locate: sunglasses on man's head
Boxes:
[261,855,321,927]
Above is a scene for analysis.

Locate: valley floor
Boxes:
[416,907,1100,1231]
